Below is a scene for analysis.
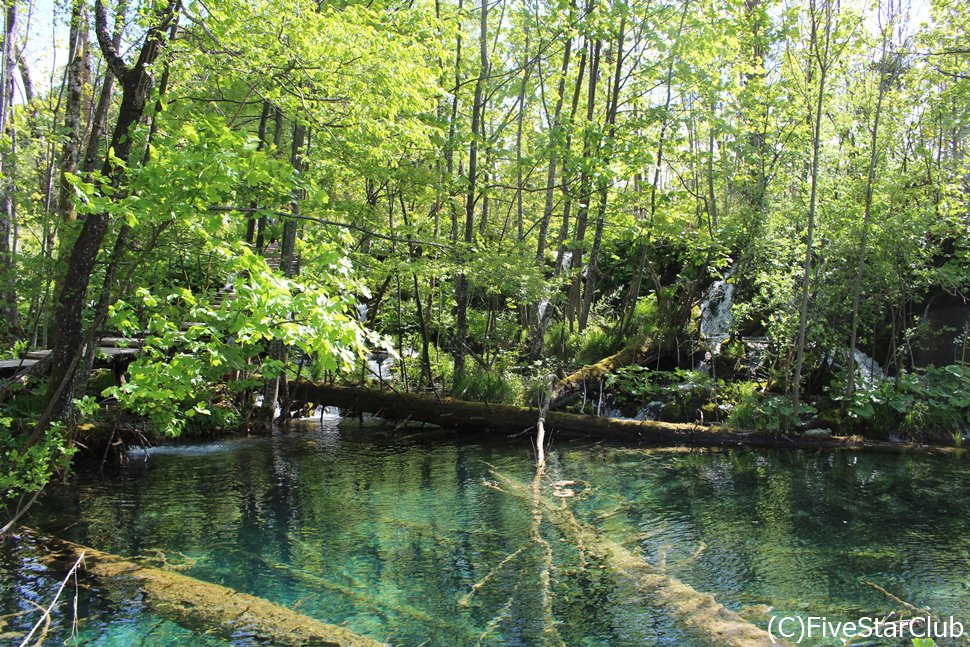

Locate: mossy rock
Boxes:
[660,402,683,422]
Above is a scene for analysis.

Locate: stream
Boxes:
[2,415,970,645]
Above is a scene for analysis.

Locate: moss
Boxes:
[660,402,683,422]
[30,529,383,647]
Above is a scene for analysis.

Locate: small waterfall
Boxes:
[356,303,369,323]
[537,298,550,322]
[366,350,396,382]
[599,401,663,421]
[828,348,885,386]
[742,336,770,379]
[635,401,664,421]
[320,405,341,417]
[560,251,573,273]
[253,394,282,420]
[293,405,342,420]
[851,349,884,385]
[696,268,736,374]
[699,280,735,349]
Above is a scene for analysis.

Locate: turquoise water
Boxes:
[2,416,970,645]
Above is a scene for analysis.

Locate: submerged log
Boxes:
[290,383,960,452]
[19,528,385,647]
[487,471,784,647]
[549,337,656,409]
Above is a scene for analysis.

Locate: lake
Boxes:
[2,414,968,645]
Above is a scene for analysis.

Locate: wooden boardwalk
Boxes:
[1,243,285,379]
[0,339,142,378]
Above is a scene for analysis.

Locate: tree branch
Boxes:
[94,0,129,80]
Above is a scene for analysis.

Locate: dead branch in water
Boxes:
[487,469,786,647]
[18,551,84,647]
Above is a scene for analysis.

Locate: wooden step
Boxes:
[93,347,140,358]
[0,358,39,371]
[98,337,143,348]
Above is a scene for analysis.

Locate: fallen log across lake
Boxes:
[290,382,964,453]
[17,528,386,647]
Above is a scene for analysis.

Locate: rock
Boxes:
[660,402,683,422]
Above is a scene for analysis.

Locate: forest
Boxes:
[0,0,968,643]
[1,0,970,502]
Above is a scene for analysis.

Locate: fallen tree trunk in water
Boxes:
[290,383,961,452]
[486,470,784,647]
[18,528,385,647]
[549,337,656,409]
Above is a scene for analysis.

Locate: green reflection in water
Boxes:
[2,417,969,646]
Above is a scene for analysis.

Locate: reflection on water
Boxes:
[2,418,969,645]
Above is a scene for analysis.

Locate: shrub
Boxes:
[453,368,522,404]
[830,363,970,440]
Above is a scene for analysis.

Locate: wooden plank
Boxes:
[0,358,39,370]
[97,337,143,348]
[93,347,139,357]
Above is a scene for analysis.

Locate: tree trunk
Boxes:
[246,102,272,245]
[0,0,19,335]
[618,2,688,338]
[57,0,91,222]
[579,17,625,331]
[454,0,488,383]
[552,27,589,279]
[25,529,383,647]
[845,9,893,403]
[564,38,601,330]
[514,13,531,242]
[82,0,128,175]
[791,0,832,409]
[260,121,305,429]
[40,0,180,432]
[289,383,951,453]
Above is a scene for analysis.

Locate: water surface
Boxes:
[2,417,969,645]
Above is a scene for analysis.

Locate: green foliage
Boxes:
[830,364,970,439]
[3,0,970,467]
[0,419,76,504]
[453,369,523,405]
[453,352,524,404]
[604,366,718,421]
[576,326,620,364]
[722,381,762,429]
[723,384,817,432]
[622,295,660,342]
[104,245,373,436]
[183,401,243,437]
